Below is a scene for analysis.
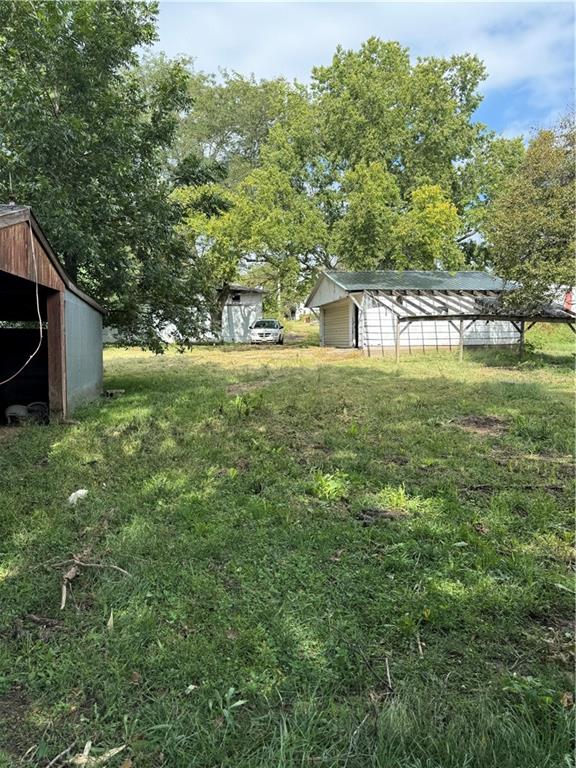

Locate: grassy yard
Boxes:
[0,325,574,767]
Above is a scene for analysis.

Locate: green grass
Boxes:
[0,325,574,767]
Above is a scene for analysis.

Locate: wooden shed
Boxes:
[306,270,575,357]
[0,204,104,422]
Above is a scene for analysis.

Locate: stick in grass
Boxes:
[46,742,76,768]
[50,559,131,577]
[416,632,424,658]
[385,657,393,692]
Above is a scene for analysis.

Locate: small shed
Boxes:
[0,204,104,421]
[306,270,575,357]
[221,284,265,343]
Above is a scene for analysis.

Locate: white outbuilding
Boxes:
[306,270,574,357]
[220,284,265,343]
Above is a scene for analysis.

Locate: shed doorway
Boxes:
[0,270,63,423]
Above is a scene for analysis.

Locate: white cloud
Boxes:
[153,1,574,134]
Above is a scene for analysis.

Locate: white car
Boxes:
[250,319,285,344]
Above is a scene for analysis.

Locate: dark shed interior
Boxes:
[0,270,51,423]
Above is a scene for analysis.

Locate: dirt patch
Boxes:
[0,426,18,442]
[356,508,408,526]
[457,415,507,436]
[537,617,575,668]
[226,381,268,395]
[384,455,409,466]
[0,685,35,758]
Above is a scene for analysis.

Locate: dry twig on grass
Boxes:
[45,742,76,768]
[51,558,131,577]
[54,557,130,611]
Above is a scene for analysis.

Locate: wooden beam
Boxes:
[366,291,401,316]
[390,291,432,316]
[395,318,400,363]
[46,290,66,420]
[444,290,478,312]
[519,319,525,359]
[361,293,371,356]
[459,318,464,362]
[412,290,450,314]
[369,290,419,317]
[430,291,469,314]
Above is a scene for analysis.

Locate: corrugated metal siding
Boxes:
[361,298,519,350]
[64,290,103,412]
[323,299,352,347]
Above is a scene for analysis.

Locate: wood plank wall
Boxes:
[0,222,65,291]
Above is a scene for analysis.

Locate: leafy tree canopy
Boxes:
[0,0,212,349]
[1,7,539,341]
[176,71,309,186]
[485,116,575,307]
[178,37,525,298]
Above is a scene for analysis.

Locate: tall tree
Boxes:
[0,0,205,349]
[176,71,309,186]
[312,37,523,258]
[330,162,401,270]
[191,38,522,286]
[485,116,575,306]
[312,39,486,195]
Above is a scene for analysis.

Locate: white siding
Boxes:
[322,299,352,347]
[221,292,263,343]
[360,294,519,351]
[307,275,348,307]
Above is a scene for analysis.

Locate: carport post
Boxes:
[519,320,525,359]
[46,291,66,420]
[458,319,464,362]
[395,318,400,364]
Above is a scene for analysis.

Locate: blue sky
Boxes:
[152,1,575,138]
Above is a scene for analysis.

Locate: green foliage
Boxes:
[331,162,401,270]
[309,469,349,501]
[0,1,209,349]
[211,164,328,271]
[394,185,463,269]
[485,117,575,306]
[312,38,486,195]
[171,153,228,188]
[178,37,522,288]
[177,71,309,186]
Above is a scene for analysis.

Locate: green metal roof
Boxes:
[327,270,508,292]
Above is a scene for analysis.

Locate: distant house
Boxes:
[306,270,574,355]
[0,204,104,420]
[221,284,265,343]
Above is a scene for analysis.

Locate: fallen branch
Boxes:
[385,657,393,691]
[60,565,78,610]
[69,560,131,577]
[56,559,130,611]
[46,742,76,768]
[50,559,131,577]
[416,632,425,658]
